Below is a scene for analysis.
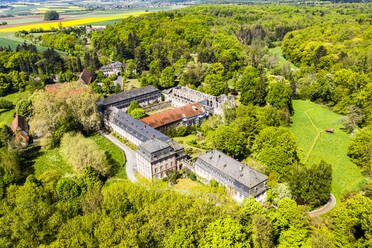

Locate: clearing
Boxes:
[290,100,366,199]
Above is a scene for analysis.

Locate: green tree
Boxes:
[254,127,299,177]
[265,79,293,113]
[288,161,332,207]
[160,66,175,88]
[252,214,274,248]
[44,10,59,21]
[203,74,225,96]
[207,122,247,158]
[15,99,32,118]
[130,108,147,119]
[348,126,372,173]
[127,100,141,114]
[199,217,249,248]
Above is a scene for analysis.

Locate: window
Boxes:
[155,168,158,173]
[160,166,163,171]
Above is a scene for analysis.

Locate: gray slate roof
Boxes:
[110,107,170,143]
[195,150,267,193]
[140,139,171,154]
[102,85,160,106]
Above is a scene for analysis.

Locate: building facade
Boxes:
[100,62,125,77]
[98,85,161,112]
[105,106,186,180]
[194,150,268,203]
[163,86,235,115]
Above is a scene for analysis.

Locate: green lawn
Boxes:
[89,133,126,179]
[33,148,74,178]
[291,100,366,199]
[269,46,298,70]
[0,92,28,126]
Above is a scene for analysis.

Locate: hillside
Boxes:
[290,100,366,199]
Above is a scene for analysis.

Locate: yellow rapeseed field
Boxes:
[0,13,146,32]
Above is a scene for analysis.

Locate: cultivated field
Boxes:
[290,100,366,199]
[0,13,146,32]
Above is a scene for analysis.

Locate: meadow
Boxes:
[0,92,28,126]
[33,133,126,179]
[290,100,366,199]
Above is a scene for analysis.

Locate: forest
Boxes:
[0,2,371,248]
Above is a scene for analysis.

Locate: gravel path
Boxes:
[100,132,138,183]
[308,194,336,217]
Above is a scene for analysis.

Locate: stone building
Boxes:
[136,139,186,180]
[140,103,209,132]
[162,85,235,115]
[194,150,268,203]
[105,107,186,180]
[98,85,161,112]
[100,62,125,77]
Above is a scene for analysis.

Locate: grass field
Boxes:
[269,46,298,70]
[0,92,28,126]
[33,133,126,179]
[290,100,366,199]
[33,147,74,178]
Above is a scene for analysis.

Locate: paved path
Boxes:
[100,132,138,183]
[308,194,336,217]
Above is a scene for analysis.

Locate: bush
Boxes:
[15,99,32,118]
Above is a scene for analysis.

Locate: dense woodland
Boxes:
[0,3,371,247]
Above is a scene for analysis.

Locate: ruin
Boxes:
[162,85,235,115]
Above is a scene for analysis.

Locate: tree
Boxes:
[348,126,372,174]
[237,66,264,106]
[207,122,248,158]
[44,10,59,21]
[60,132,110,176]
[130,108,147,119]
[252,214,274,248]
[15,99,32,117]
[203,74,225,96]
[254,127,299,177]
[160,66,175,88]
[265,78,293,114]
[199,217,248,248]
[127,100,141,114]
[271,183,292,204]
[288,161,332,207]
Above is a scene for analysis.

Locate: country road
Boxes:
[308,194,336,217]
[100,132,138,183]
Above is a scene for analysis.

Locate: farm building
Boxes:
[194,150,268,203]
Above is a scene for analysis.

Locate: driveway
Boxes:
[100,132,138,183]
[308,194,336,217]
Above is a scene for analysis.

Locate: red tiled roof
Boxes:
[140,103,205,129]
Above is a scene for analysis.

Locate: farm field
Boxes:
[290,100,366,199]
[0,15,145,32]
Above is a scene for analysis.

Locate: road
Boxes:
[308,194,336,217]
[100,132,138,183]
